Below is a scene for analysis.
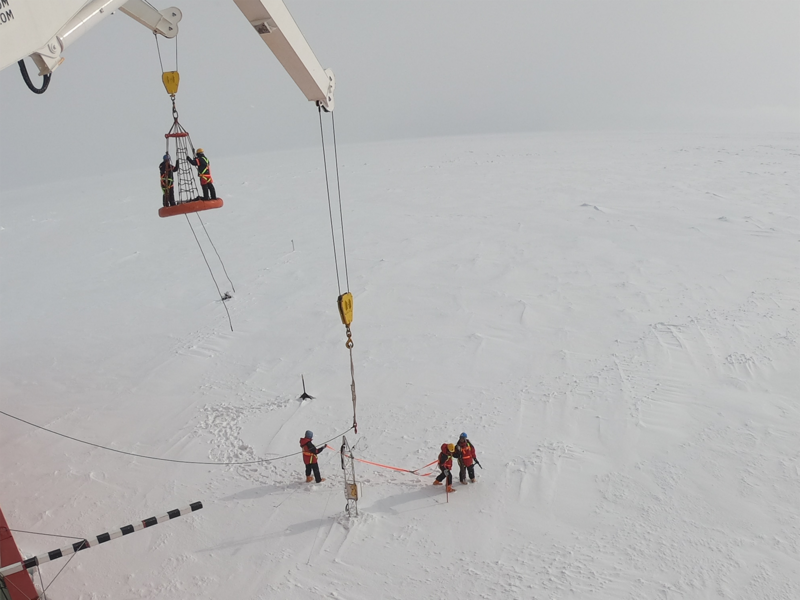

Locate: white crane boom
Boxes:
[118,0,180,39]
[0,0,80,72]
[232,0,334,111]
[0,0,334,109]
[0,0,179,76]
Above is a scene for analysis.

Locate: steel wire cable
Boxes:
[330,112,350,291]
[194,213,236,293]
[185,215,234,331]
[318,107,343,296]
[40,544,83,597]
[9,530,85,541]
[0,408,353,466]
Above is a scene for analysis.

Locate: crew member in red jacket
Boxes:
[433,443,457,493]
[455,432,477,484]
[299,430,325,483]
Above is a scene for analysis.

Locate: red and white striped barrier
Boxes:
[0,502,203,579]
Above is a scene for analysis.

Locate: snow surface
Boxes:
[1,132,798,599]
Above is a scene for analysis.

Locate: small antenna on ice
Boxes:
[299,375,314,400]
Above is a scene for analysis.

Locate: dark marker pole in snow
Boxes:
[299,375,314,400]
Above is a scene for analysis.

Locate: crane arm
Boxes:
[0,0,333,110]
[0,0,180,76]
[118,1,181,39]
[232,0,335,111]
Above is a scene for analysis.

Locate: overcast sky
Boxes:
[0,1,798,189]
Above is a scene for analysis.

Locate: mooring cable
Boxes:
[37,563,48,600]
[40,544,82,597]
[184,214,234,331]
[194,212,236,293]
[0,408,352,466]
[9,529,85,541]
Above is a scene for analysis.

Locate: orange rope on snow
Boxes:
[355,457,437,477]
[327,446,437,476]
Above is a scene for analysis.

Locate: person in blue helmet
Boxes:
[455,432,477,484]
[159,153,180,207]
[299,430,326,483]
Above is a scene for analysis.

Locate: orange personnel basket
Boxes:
[160,119,223,218]
[159,198,224,218]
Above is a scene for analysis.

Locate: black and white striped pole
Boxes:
[0,501,202,579]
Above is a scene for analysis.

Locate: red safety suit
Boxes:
[300,436,323,464]
[438,443,453,470]
[435,443,456,488]
[456,438,476,466]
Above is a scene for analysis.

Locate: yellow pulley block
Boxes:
[162,71,180,96]
[338,292,354,327]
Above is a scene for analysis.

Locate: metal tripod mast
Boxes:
[340,436,359,517]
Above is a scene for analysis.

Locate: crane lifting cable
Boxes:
[152,32,233,328]
[318,106,358,433]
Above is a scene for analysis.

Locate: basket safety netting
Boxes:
[165,115,202,204]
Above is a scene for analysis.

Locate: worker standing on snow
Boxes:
[189,148,217,200]
[159,154,179,207]
[455,432,477,484]
[433,443,456,493]
[300,430,326,483]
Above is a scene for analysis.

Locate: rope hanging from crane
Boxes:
[153,31,234,328]
[318,106,358,433]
